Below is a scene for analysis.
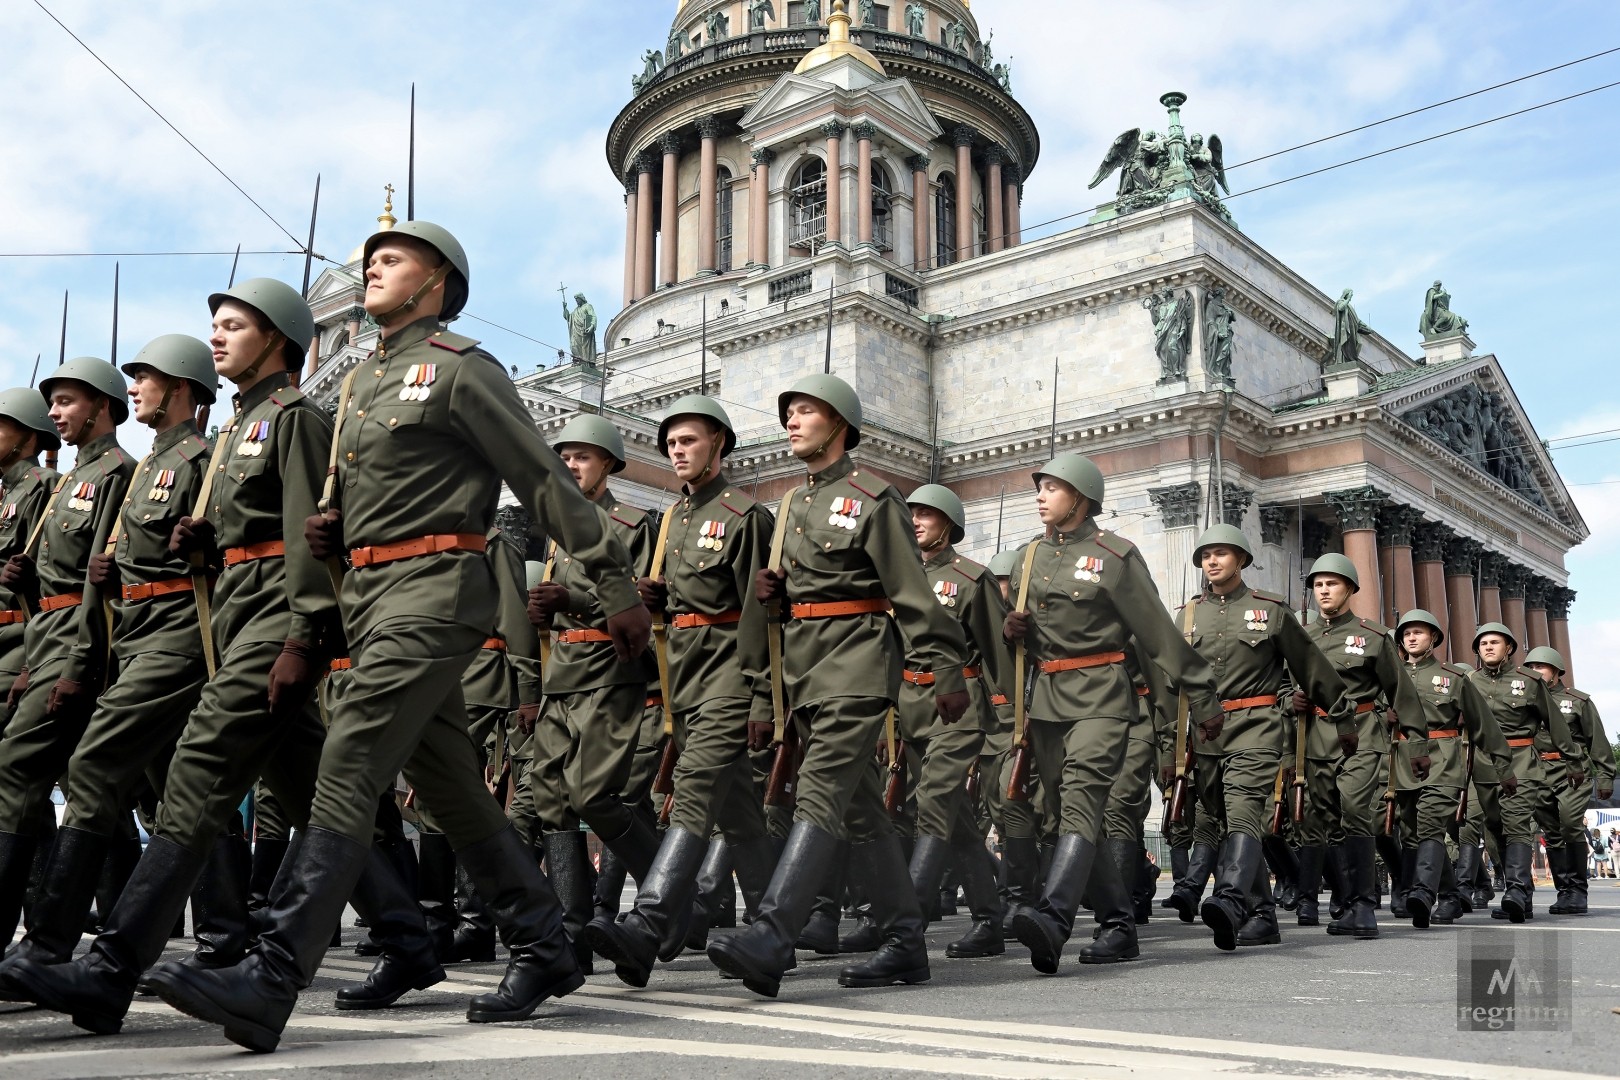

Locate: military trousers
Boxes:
[630,700,664,805]
[789,695,898,844]
[900,722,986,844]
[1460,781,1505,862]
[1296,750,1382,844]
[527,682,645,837]
[1499,777,1562,849]
[1194,747,1280,841]
[416,703,507,833]
[993,742,1049,841]
[0,654,83,832]
[1396,785,1462,843]
[1548,763,1592,850]
[1027,713,1131,841]
[750,740,793,839]
[1103,727,1157,844]
[253,782,293,842]
[669,696,766,843]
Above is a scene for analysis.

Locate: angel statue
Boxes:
[1187,134,1228,199]
[1142,287,1194,381]
[1328,288,1372,368]
[1089,128,1165,199]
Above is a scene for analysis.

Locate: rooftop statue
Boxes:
[905,2,926,37]
[1419,280,1469,340]
[1089,95,1234,224]
[1327,288,1371,368]
[750,0,775,30]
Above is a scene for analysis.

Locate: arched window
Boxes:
[871,163,893,252]
[934,172,956,267]
[715,166,734,272]
[789,158,828,251]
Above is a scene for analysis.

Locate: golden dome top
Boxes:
[794,1,885,77]
[347,184,397,266]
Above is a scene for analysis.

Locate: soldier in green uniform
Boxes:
[1468,622,1580,922]
[1001,454,1222,972]
[0,336,222,989]
[1524,645,1613,916]
[1389,609,1512,926]
[1104,657,1171,926]
[983,548,1040,924]
[708,374,969,998]
[0,389,59,717]
[1296,554,1425,938]
[586,395,781,986]
[0,357,136,943]
[1183,525,1355,950]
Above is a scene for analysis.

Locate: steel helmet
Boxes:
[1523,646,1566,674]
[121,334,220,406]
[1472,621,1518,656]
[1394,608,1445,648]
[777,373,863,450]
[1192,523,1253,568]
[907,483,965,544]
[0,387,60,452]
[40,357,129,425]
[208,277,316,352]
[1032,453,1105,512]
[553,414,627,473]
[987,549,1020,578]
[362,220,471,320]
[658,394,736,458]
[1306,552,1360,592]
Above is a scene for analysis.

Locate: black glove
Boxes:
[1411,754,1432,781]
[1158,764,1177,789]
[526,583,570,626]
[304,510,345,561]
[1598,779,1614,801]
[1567,766,1586,789]
[1197,712,1224,743]
[1,554,37,598]
[169,515,217,558]
[636,576,668,613]
[6,668,27,711]
[1338,731,1360,756]
[1290,690,1310,716]
[267,639,318,718]
[754,568,786,604]
[1003,610,1030,641]
[46,677,91,717]
[515,701,540,736]
[606,603,652,663]
[935,689,969,725]
[1499,774,1519,798]
[747,721,775,753]
[87,552,120,590]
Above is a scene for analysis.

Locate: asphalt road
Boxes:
[4,878,1619,1079]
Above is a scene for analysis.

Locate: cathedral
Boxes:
[302,0,1588,678]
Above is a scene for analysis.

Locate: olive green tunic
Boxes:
[0,459,56,684]
[1542,682,1612,850]
[1392,652,1510,842]
[1467,662,1577,847]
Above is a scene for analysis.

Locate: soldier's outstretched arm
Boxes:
[1537,678,1582,762]
[1275,615,1354,736]
[64,464,132,685]
[730,502,774,721]
[1587,700,1615,784]
[1110,548,1220,722]
[1460,678,1512,779]
[963,562,1013,695]
[870,494,967,697]
[279,404,340,646]
[1374,639,1426,733]
[490,531,540,703]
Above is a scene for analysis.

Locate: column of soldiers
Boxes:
[0,222,1610,1056]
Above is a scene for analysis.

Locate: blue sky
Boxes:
[3,0,1618,710]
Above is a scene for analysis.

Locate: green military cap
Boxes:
[362,221,471,319]
[906,483,965,544]
[657,394,736,458]
[553,414,627,473]
[987,549,1020,578]
[777,373,862,449]
[1032,453,1104,511]
[1306,552,1360,592]
[1192,523,1252,568]
[1523,645,1566,673]
[0,387,60,452]
[1394,608,1445,647]
[122,334,221,406]
[209,277,316,352]
[40,357,129,425]
[1472,621,1517,655]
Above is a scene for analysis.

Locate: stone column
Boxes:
[1444,537,1482,663]
[750,148,774,268]
[1376,506,1421,626]
[854,122,876,247]
[1525,577,1551,651]
[1324,485,1386,621]
[634,154,656,300]
[1412,522,1452,657]
[1005,163,1022,246]
[1259,504,1293,600]
[1149,482,1202,607]
[659,133,681,287]
[1220,484,1254,528]
[822,122,845,249]
[1476,552,1504,626]
[953,126,975,261]
[622,172,638,306]
[985,146,1004,253]
[1547,587,1577,687]
[697,118,720,275]
[1500,564,1529,653]
[909,154,930,270]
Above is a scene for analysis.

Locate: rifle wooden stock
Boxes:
[764,720,800,808]
[1383,792,1396,836]
[1291,776,1306,825]
[1456,743,1475,824]
[964,760,981,804]
[652,737,678,797]
[1167,744,1193,823]
[1269,764,1287,835]
[884,742,907,817]
[1005,740,1033,802]
[659,791,675,827]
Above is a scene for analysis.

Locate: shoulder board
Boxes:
[268,386,307,409]
[1357,616,1392,635]
[1250,589,1287,605]
[175,435,208,463]
[1442,663,1473,679]
[948,555,987,585]
[1180,595,1204,610]
[846,469,887,501]
[1562,687,1590,703]
[426,330,481,354]
[28,467,47,484]
[609,505,647,529]
[717,488,755,517]
[1091,529,1134,560]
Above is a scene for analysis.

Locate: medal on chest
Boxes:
[399,363,437,402]
[147,469,176,503]
[67,481,96,512]
[0,502,15,523]
[1510,679,1526,697]
[1559,698,1574,715]
[697,519,726,551]
[933,579,959,607]
[238,420,271,457]
[1244,609,1269,632]
[1344,634,1367,656]
[1074,555,1103,583]
[1432,674,1451,695]
[828,496,862,530]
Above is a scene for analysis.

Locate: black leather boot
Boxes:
[585,827,708,988]
[595,845,626,920]
[1131,846,1157,924]
[1326,836,1380,939]
[1454,843,1480,913]
[906,835,952,920]
[1001,836,1040,932]
[1077,839,1139,963]
[417,831,458,959]
[8,836,206,1034]
[1200,833,1259,952]
[1498,841,1534,923]
[804,841,852,953]
[730,835,776,925]
[1432,852,1464,924]
[0,827,106,1001]
[1566,845,1590,915]
[1262,834,1299,912]
[458,824,585,1023]
[1546,847,1574,915]
[1325,844,1349,919]
[1237,857,1281,946]
[185,832,254,972]
[685,837,734,952]
[0,831,40,947]
[1294,845,1325,926]
[248,836,290,942]
[89,832,142,935]
[541,830,595,976]
[1166,844,1190,896]
[837,832,930,988]
[1011,834,1093,974]
[1166,841,1216,924]
[1376,832,1407,917]
[708,821,840,998]
[1407,838,1445,929]
[946,843,1005,958]
[447,864,498,962]
[1389,844,1416,919]
[334,841,446,1009]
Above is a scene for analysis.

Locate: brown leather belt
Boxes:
[1223,694,1279,712]
[901,665,982,686]
[1507,737,1536,748]
[1541,751,1562,761]
[349,532,487,569]
[224,540,285,567]
[990,693,1009,707]
[1038,650,1127,675]
[556,628,612,645]
[330,657,352,671]
[1136,686,1151,698]
[790,598,891,619]
[646,693,663,708]
[481,637,506,651]
[0,610,25,625]
[121,576,201,603]
[671,611,742,629]
[1429,729,1460,738]
[1316,700,1379,719]
[38,592,84,613]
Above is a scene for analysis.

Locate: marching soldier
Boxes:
[1390,610,1511,926]
[0,389,59,724]
[1001,454,1222,972]
[1468,622,1580,922]
[983,548,1041,924]
[1183,525,1354,950]
[0,356,136,943]
[1297,554,1425,938]
[1523,645,1612,915]
[1103,656,1171,926]
[586,395,779,986]
[708,374,969,998]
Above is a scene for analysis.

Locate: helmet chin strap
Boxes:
[150,374,179,424]
[920,527,949,555]
[374,265,451,327]
[73,396,106,446]
[804,418,846,461]
[234,332,287,385]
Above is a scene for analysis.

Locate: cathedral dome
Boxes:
[793,2,885,77]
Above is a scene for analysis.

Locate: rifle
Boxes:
[1007,541,1039,802]
[1291,701,1308,824]
[653,736,678,825]
[964,759,981,804]
[762,487,796,806]
[648,507,677,824]
[883,708,906,817]
[1456,741,1475,825]
[1167,600,1198,823]
[1269,763,1287,835]
[764,717,800,807]
[1382,736,1399,836]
